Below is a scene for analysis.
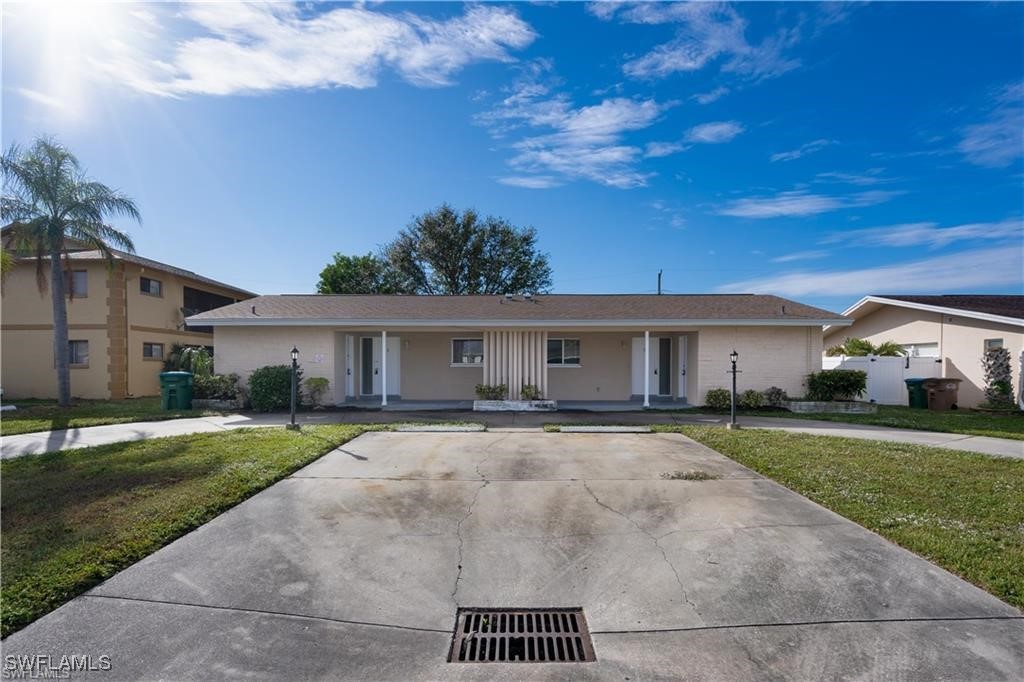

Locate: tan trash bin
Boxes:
[923,378,962,411]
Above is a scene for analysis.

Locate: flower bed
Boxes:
[473,399,558,412]
[783,400,878,414]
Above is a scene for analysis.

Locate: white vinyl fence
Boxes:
[822,355,942,405]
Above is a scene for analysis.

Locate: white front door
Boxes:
[631,337,669,396]
[360,336,401,396]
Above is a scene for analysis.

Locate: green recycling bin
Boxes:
[904,378,928,409]
[159,371,194,410]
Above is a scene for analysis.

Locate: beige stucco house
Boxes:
[1,249,254,399]
[823,295,1024,408]
[187,294,849,407]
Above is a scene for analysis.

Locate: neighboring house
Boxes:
[1,247,255,399]
[823,295,1024,408]
[186,294,850,407]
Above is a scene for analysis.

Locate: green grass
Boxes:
[726,405,1024,441]
[0,424,377,637]
[661,425,1024,609]
[0,397,228,436]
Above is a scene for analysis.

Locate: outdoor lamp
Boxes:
[728,349,740,429]
[288,347,300,430]
[730,349,739,363]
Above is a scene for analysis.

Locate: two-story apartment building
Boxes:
[1,247,254,399]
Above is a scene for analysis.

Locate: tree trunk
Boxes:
[50,252,72,407]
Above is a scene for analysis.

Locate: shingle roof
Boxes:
[875,295,1024,320]
[15,248,256,297]
[188,293,847,326]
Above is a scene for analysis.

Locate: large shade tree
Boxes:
[2,138,140,406]
[316,253,408,294]
[385,204,552,295]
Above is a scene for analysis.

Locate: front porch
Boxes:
[331,329,699,408]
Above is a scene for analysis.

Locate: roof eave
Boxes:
[185,316,853,328]
[831,295,1024,329]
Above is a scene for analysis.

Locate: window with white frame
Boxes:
[69,270,87,297]
[902,342,939,358]
[451,338,483,365]
[547,338,581,366]
[985,338,1004,351]
[68,340,89,366]
[143,342,164,360]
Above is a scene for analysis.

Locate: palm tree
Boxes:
[1,138,140,407]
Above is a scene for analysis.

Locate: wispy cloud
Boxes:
[591,3,800,82]
[479,61,671,188]
[815,169,893,186]
[957,82,1024,168]
[770,138,832,162]
[717,189,902,218]
[770,250,830,263]
[498,176,562,189]
[719,246,1023,296]
[692,86,729,104]
[821,219,1023,249]
[82,3,536,96]
[644,141,686,158]
[14,88,67,110]
[685,121,745,144]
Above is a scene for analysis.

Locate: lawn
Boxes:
[0,397,228,436]
[0,424,376,637]
[663,425,1024,609]
[735,405,1024,441]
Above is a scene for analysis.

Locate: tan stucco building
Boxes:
[823,295,1024,408]
[1,249,254,399]
[188,294,848,407]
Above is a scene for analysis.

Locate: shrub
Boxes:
[740,389,765,409]
[304,377,330,408]
[193,373,239,400]
[825,337,905,357]
[703,388,732,410]
[249,365,303,412]
[806,369,867,401]
[163,344,214,375]
[981,347,1015,407]
[520,384,542,400]
[475,384,507,400]
[763,386,788,407]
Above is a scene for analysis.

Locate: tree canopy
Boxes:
[316,204,552,295]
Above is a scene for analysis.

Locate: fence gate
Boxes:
[822,355,941,405]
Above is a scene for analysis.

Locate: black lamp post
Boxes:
[728,349,740,429]
[288,346,299,430]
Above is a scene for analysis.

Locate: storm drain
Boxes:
[448,608,595,663]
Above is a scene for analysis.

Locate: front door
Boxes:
[631,337,671,396]
[360,336,401,396]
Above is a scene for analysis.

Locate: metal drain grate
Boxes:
[448,608,595,663]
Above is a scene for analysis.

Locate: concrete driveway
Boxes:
[5,432,1022,680]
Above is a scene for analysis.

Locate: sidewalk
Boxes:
[2,410,1021,460]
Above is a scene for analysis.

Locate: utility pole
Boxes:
[657,269,663,295]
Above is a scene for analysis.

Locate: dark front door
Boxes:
[360,337,374,395]
[658,337,671,395]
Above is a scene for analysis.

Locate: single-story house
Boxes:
[823,295,1023,408]
[187,294,850,407]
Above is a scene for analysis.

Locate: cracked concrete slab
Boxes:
[4,431,1021,679]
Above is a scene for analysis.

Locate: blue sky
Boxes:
[3,1,1022,313]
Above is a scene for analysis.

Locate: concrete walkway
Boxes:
[2,409,1021,460]
[5,432,1021,679]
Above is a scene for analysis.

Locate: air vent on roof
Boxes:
[504,293,515,301]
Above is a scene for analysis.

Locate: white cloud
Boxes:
[685,121,744,144]
[14,88,67,110]
[770,138,832,162]
[644,141,686,158]
[498,175,562,189]
[479,62,671,188]
[718,190,902,218]
[718,246,1023,296]
[64,3,536,96]
[771,250,829,263]
[815,169,891,186]
[593,3,800,82]
[692,86,729,104]
[821,219,1023,249]
[957,87,1023,168]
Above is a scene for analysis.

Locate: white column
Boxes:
[643,330,650,407]
[381,330,388,407]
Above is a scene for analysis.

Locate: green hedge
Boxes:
[806,369,867,401]
[249,365,303,411]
